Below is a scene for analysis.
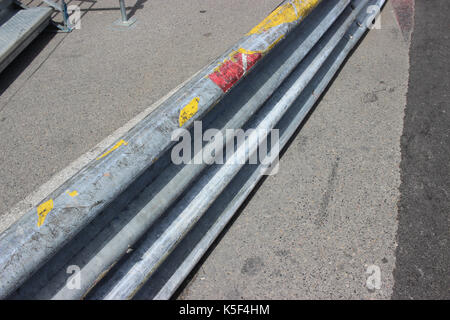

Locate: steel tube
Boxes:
[98,0,372,299]
[0,0,330,299]
[30,0,349,301]
[0,0,386,300]
[152,0,387,299]
[119,0,127,22]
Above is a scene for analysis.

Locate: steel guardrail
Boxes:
[0,0,385,299]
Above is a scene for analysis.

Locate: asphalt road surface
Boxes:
[392,0,450,300]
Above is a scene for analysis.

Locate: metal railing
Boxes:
[31,0,136,31]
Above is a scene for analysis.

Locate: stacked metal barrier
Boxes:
[0,0,385,300]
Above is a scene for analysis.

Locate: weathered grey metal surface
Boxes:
[144,0,387,300]
[0,0,328,298]
[0,5,52,73]
[93,0,371,300]
[8,0,347,300]
[22,0,351,301]
[1,0,386,300]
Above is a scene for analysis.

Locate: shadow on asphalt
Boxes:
[0,30,56,96]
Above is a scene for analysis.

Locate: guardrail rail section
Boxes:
[0,0,53,72]
[0,0,386,300]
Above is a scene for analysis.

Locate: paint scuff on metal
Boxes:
[37,199,53,227]
[248,0,320,35]
[96,140,128,160]
[179,97,200,127]
[208,0,321,92]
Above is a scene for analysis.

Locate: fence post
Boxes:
[114,0,136,27]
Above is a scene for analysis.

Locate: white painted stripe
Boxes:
[242,53,248,73]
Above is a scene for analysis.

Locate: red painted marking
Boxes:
[391,0,415,41]
[209,51,262,92]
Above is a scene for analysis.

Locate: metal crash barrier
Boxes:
[0,0,385,300]
[0,0,52,72]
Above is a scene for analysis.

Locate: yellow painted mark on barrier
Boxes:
[179,97,200,127]
[96,140,128,160]
[66,190,78,197]
[37,199,54,227]
[247,0,321,35]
